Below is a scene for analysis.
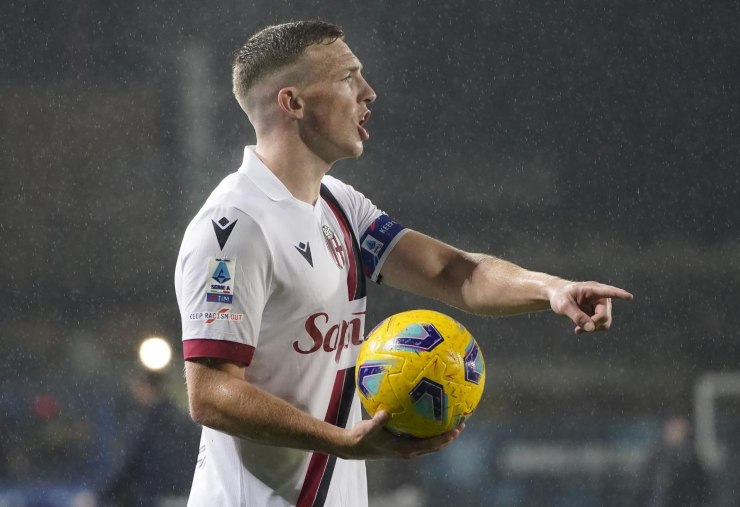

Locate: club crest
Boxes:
[322,225,346,269]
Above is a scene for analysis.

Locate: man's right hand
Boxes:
[338,411,464,460]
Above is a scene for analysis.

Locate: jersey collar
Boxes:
[238,146,293,201]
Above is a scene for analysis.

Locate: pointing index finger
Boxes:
[592,284,633,301]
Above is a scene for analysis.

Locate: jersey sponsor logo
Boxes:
[212,216,238,250]
[294,241,313,267]
[188,308,244,324]
[322,225,346,269]
[293,311,366,364]
[205,258,235,304]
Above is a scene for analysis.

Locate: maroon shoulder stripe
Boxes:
[320,184,366,302]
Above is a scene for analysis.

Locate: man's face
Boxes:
[296,39,376,163]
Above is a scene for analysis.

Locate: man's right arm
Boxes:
[185,358,463,460]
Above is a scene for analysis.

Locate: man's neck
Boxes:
[254,138,332,205]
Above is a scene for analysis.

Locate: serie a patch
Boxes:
[205,258,236,304]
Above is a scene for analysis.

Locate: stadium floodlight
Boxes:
[139,337,172,371]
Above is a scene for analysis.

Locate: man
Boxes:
[634,415,711,507]
[174,20,633,507]
[97,372,199,506]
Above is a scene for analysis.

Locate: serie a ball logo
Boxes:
[355,309,486,438]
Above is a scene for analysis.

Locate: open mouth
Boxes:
[357,111,371,141]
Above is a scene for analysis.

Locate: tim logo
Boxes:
[293,311,366,363]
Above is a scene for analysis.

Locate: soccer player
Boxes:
[174,20,633,507]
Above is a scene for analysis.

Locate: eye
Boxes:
[342,74,352,81]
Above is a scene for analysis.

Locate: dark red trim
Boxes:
[325,367,347,424]
[297,367,356,507]
[297,445,332,507]
[183,338,255,366]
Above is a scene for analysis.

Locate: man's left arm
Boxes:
[379,230,633,334]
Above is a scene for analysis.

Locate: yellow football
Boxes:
[355,309,486,438]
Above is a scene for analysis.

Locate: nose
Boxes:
[360,77,376,104]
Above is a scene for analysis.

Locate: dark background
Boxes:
[1,1,738,505]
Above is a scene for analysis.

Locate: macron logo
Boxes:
[295,241,313,267]
[212,217,237,250]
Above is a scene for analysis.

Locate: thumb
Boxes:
[371,410,390,427]
[352,410,389,440]
[363,410,390,436]
[568,308,596,333]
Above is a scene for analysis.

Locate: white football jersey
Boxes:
[174,147,408,507]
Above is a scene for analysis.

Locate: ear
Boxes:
[277,87,303,119]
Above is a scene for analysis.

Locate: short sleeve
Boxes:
[175,208,272,366]
[321,176,409,283]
